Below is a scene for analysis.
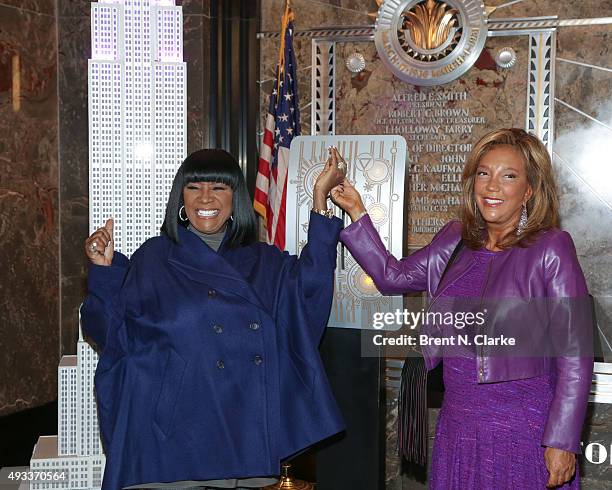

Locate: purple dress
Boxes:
[429,249,580,489]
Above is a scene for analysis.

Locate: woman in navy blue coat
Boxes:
[82,149,346,489]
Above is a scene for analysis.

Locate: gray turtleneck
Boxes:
[187,224,226,252]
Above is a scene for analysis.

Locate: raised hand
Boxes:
[85,218,114,266]
[330,178,367,222]
[313,147,347,208]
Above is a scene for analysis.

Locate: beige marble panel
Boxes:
[261,0,612,34]
[261,0,374,32]
[334,36,528,246]
[553,71,612,366]
[487,0,612,20]
[552,12,612,369]
[557,25,611,69]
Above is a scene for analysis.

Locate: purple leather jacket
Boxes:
[340,215,594,453]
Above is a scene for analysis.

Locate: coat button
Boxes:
[217,360,225,369]
[208,289,217,298]
[253,355,263,366]
[213,324,223,334]
[249,322,260,331]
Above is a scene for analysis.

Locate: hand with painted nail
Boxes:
[329,146,348,175]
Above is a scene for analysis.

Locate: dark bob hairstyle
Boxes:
[161,149,257,248]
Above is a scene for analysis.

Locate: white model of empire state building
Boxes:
[29,1,186,488]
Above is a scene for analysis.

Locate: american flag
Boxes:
[253,4,300,250]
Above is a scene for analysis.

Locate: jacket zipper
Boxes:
[477,257,494,381]
[423,257,476,357]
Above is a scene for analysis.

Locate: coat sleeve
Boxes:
[275,211,343,344]
[541,231,594,454]
[339,214,456,295]
[80,251,133,355]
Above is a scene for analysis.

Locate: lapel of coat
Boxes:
[167,226,265,310]
[432,249,477,299]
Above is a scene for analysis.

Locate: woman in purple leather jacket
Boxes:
[332,129,593,489]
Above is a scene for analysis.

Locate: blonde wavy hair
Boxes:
[460,128,559,249]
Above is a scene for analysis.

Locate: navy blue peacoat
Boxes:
[81,212,345,489]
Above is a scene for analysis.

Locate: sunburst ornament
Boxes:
[374,0,490,86]
[495,47,517,69]
[401,0,459,50]
[346,52,366,73]
[398,0,462,61]
[400,29,462,62]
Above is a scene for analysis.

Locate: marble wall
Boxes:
[259,0,612,488]
[0,0,59,416]
[553,17,612,490]
[57,0,92,360]
[1,0,212,417]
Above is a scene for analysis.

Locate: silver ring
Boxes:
[90,242,97,252]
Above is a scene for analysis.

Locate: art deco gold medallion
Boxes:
[374,0,489,86]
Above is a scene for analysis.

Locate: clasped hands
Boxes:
[313,147,367,222]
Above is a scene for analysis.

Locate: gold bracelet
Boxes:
[312,207,334,219]
[354,210,367,221]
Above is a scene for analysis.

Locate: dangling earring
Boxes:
[517,203,528,235]
[179,205,188,222]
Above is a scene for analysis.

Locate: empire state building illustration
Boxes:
[29,1,186,488]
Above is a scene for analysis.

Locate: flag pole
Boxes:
[254,0,299,249]
[276,0,293,104]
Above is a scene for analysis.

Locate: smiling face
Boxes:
[182,181,233,235]
[474,145,533,233]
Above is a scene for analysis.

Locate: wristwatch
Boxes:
[312,207,334,218]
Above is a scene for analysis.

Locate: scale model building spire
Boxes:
[29,2,186,488]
